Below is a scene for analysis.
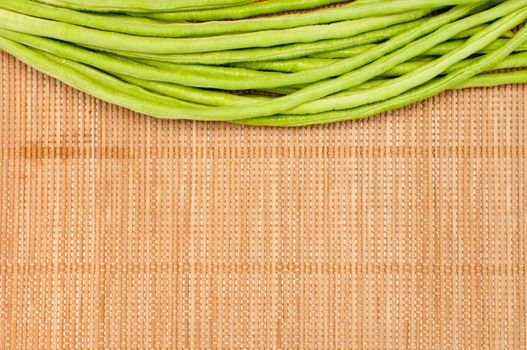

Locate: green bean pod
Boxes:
[313,38,527,59]
[237,21,527,126]
[286,9,527,115]
[1,0,526,127]
[235,41,527,73]
[0,7,430,54]
[32,0,256,12]
[1,0,477,38]
[0,0,352,37]
[1,1,517,119]
[98,20,424,64]
[146,0,351,21]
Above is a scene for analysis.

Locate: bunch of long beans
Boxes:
[0,0,526,126]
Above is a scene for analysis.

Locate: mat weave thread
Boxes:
[0,51,526,349]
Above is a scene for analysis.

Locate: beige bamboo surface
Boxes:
[0,50,526,349]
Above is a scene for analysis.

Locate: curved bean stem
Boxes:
[3,0,472,38]
[2,30,525,125]
[382,51,527,77]
[106,1,502,94]
[234,39,527,73]
[262,51,527,95]
[0,7,429,54]
[79,0,480,20]
[9,1,510,119]
[285,9,527,114]
[98,20,422,64]
[75,3,490,91]
[237,23,527,126]
[1,0,525,126]
[455,70,527,88]
[118,75,268,107]
[127,61,527,107]
[313,38,526,59]
[0,0,361,37]
[32,0,256,12]
[146,0,349,21]
[0,38,332,121]
[0,38,203,114]
[0,29,298,90]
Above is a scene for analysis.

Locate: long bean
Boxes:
[0,21,524,125]
[97,20,424,64]
[0,37,331,120]
[382,51,527,77]
[0,29,294,90]
[0,37,245,120]
[121,46,527,106]
[98,18,494,65]
[456,70,527,88]
[4,1,516,118]
[0,0,358,37]
[119,66,527,108]
[3,22,525,124]
[235,40,527,73]
[118,75,267,107]
[312,38,527,59]
[0,8,429,54]
[109,1,505,93]
[118,0,482,24]
[261,51,527,94]
[224,2,522,90]
[237,22,527,126]
[84,4,493,90]
[0,3,471,90]
[1,0,461,37]
[1,18,453,90]
[1,0,526,126]
[145,0,349,21]
[285,9,527,114]
[4,1,527,120]
[32,0,256,12]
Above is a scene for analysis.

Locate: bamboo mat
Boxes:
[0,50,526,349]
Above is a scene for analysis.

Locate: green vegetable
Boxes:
[0,0,526,126]
[286,9,527,115]
[238,23,527,126]
[97,20,423,64]
[0,0,360,37]
[145,0,350,21]
[32,0,257,12]
[0,7,430,53]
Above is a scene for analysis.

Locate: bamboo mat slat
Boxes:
[0,51,526,349]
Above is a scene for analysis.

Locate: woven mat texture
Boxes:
[0,51,526,349]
